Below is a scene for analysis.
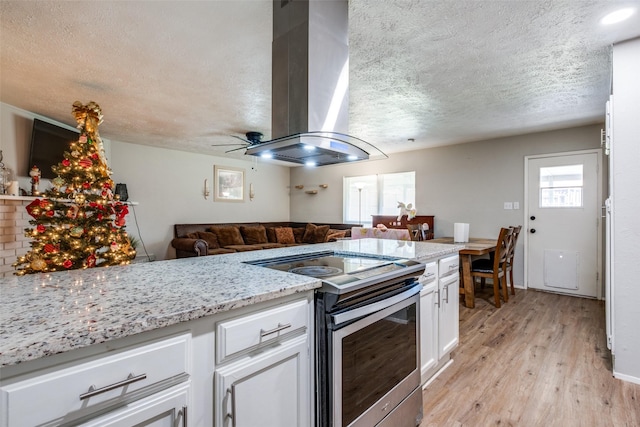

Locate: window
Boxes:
[344,172,416,226]
[539,164,583,208]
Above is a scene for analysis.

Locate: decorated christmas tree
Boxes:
[14,101,136,275]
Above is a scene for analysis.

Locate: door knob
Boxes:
[530,216,536,220]
[530,228,536,234]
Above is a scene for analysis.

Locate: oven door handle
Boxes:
[331,283,422,326]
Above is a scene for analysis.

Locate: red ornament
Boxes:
[91,153,99,160]
[97,213,103,221]
[79,158,93,168]
[63,259,73,269]
[86,254,96,268]
[36,224,46,233]
[115,216,126,227]
[43,243,58,253]
[39,199,51,208]
[26,199,42,218]
[45,210,55,217]
[83,182,91,189]
[103,182,112,189]
[62,159,71,167]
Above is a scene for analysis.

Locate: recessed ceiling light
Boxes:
[601,8,635,25]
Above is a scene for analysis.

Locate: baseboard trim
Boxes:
[613,370,640,385]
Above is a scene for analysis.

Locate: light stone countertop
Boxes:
[0,239,460,367]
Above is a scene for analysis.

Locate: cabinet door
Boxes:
[420,282,439,384]
[438,273,460,359]
[80,384,188,427]
[215,335,310,427]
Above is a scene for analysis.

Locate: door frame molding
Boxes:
[523,148,604,298]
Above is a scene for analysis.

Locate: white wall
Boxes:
[0,102,291,261]
[611,38,640,384]
[290,124,603,287]
[109,142,290,259]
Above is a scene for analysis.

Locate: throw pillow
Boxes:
[240,225,268,245]
[209,226,244,247]
[302,223,330,244]
[292,227,306,243]
[196,231,220,249]
[265,227,278,243]
[275,227,296,244]
[186,232,198,239]
[325,230,347,242]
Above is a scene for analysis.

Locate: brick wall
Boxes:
[0,198,33,277]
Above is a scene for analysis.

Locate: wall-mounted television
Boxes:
[28,118,79,180]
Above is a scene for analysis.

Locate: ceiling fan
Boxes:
[212,131,264,153]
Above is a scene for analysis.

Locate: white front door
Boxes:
[525,151,601,298]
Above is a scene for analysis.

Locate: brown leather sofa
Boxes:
[171,222,357,258]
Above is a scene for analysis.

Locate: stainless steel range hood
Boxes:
[246,0,386,166]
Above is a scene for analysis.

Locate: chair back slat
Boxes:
[494,227,513,269]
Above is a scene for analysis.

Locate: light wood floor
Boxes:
[421,287,640,427]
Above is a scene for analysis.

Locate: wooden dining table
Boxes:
[430,237,497,308]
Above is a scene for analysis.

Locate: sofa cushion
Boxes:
[303,223,330,244]
[224,244,267,252]
[240,225,268,245]
[275,227,296,244]
[196,231,220,249]
[292,227,306,243]
[209,226,244,247]
[186,232,198,239]
[208,248,236,255]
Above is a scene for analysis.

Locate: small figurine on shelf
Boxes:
[29,165,41,195]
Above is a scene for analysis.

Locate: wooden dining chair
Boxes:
[506,225,522,295]
[471,227,513,308]
[406,224,424,241]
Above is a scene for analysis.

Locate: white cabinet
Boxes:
[0,334,190,427]
[214,298,312,427]
[419,255,460,385]
[419,262,438,381]
[215,335,309,427]
[438,270,459,358]
[80,383,188,426]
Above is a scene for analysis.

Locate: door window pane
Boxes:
[539,164,583,208]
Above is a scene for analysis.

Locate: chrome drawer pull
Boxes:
[260,322,292,338]
[79,373,147,400]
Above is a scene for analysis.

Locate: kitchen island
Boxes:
[0,239,459,426]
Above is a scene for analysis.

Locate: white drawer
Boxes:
[1,334,190,427]
[217,299,309,363]
[439,255,460,277]
[419,261,438,284]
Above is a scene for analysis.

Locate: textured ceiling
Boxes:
[1,1,639,163]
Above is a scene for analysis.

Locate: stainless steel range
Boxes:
[252,251,424,427]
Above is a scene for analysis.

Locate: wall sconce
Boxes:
[249,183,255,201]
[305,190,318,195]
[295,185,304,190]
[319,184,328,189]
[204,179,210,200]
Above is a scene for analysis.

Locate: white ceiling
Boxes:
[1,1,639,163]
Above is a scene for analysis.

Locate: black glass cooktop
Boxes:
[249,251,423,293]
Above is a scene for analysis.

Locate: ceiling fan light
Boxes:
[261,152,273,159]
[601,8,635,25]
[305,161,317,167]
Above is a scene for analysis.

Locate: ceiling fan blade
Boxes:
[225,146,249,153]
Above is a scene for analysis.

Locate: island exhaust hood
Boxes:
[246,0,386,166]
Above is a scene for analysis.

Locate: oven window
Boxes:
[341,303,417,426]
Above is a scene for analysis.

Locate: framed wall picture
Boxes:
[214,165,245,202]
